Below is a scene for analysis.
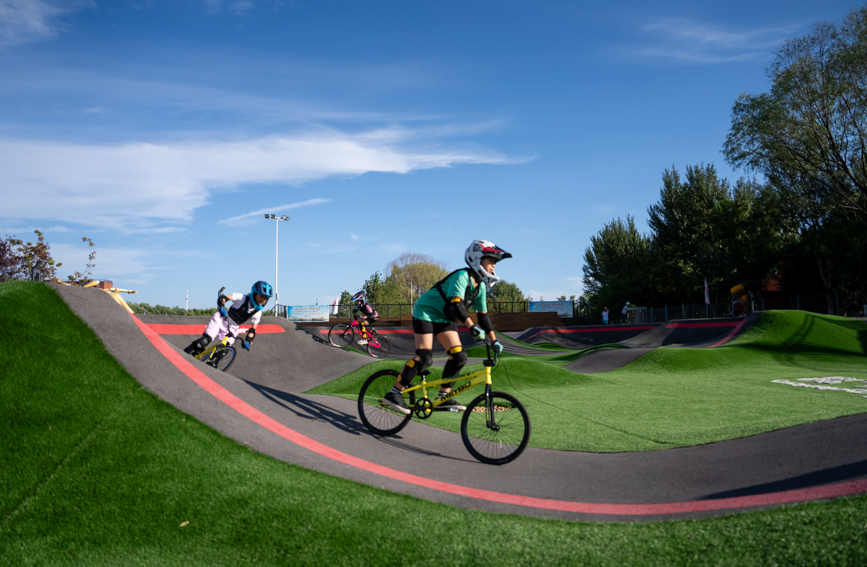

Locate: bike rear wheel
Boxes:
[460,391,530,465]
[358,369,412,436]
[366,335,391,358]
[328,324,354,348]
[208,346,236,372]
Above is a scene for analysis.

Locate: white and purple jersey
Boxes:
[203,293,261,344]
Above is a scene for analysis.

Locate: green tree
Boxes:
[647,165,784,303]
[336,290,353,318]
[648,165,733,303]
[362,271,402,307]
[724,6,867,223]
[582,215,653,311]
[67,237,96,283]
[0,230,62,282]
[488,280,529,313]
[385,252,450,302]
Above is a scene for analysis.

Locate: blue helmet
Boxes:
[352,291,366,304]
[250,281,273,311]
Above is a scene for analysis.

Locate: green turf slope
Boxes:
[312,310,867,452]
[3,282,867,566]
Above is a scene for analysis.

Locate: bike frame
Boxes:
[399,343,499,424]
[348,320,383,349]
[195,334,232,362]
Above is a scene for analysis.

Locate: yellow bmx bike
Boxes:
[357,341,531,465]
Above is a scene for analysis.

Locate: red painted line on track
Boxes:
[319,327,472,335]
[545,326,656,333]
[130,313,867,516]
[666,322,741,328]
[523,325,656,342]
[709,319,748,348]
[147,323,285,335]
[319,328,414,334]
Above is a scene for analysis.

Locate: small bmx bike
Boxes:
[357,340,530,465]
[328,320,391,358]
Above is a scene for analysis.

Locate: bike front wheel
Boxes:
[460,391,530,465]
[328,324,354,348]
[366,335,391,358]
[358,369,412,436]
[208,346,236,372]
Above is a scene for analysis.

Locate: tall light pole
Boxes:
[264,214,290,304]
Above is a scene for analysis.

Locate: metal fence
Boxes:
[274,301,533,320]
[580,291,866,325]
[274,291,866,324]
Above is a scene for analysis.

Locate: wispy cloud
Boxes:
[203,0,274,16]
[1,131,515,231]
[634,18,801,63]
[219,198,331,227]
[0,0,93,46]
[50,242,156,283]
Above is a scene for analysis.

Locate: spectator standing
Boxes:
[620,302,630,324]
[602,306,609,325]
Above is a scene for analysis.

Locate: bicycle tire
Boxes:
[366,335,391,358]
[460,391,530,465]
[358,369,412,436]
[328,324,354,348]
[209,346,236,372]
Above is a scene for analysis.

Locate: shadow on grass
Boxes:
[702,459,867,500]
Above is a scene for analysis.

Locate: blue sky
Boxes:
[0,0,859,309]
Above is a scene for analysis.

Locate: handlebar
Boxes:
[483,338,500,365]
[217,287,227,315]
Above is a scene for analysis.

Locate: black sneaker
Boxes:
[382,391,411,415]
[434,398,466,412]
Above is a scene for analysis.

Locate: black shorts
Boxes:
[412,318,457,335]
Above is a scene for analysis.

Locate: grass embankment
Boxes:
[312,310,867,452]
[2,281,866,566]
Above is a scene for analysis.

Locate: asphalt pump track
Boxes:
[53,284,867,523]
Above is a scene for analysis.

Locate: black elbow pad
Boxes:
[443,298,469,322]
[477,312,493,333]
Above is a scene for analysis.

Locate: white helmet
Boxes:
[465,240,512,291]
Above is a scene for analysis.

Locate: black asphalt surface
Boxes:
[52,284,867,523]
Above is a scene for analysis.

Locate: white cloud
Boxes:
[203,0,261,16]
[219,198,330,227]
[0,0,92,46]
[231,1,253,14]
[0,132,514,231]
[635,19,801,63]
[50,242,155,283]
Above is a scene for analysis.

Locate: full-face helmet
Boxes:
[464,240,512,291]
[351,291,366,304]
[249,281,273,312]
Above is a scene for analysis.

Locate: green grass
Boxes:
[313,311,867,452]
[2,281,867,566]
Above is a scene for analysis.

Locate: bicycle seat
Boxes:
[419,369,432,377]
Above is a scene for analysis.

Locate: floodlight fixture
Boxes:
[264,213,292,303]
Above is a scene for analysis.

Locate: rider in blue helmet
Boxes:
[184,280,273,356]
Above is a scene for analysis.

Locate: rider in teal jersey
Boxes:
[382,240,511,415]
